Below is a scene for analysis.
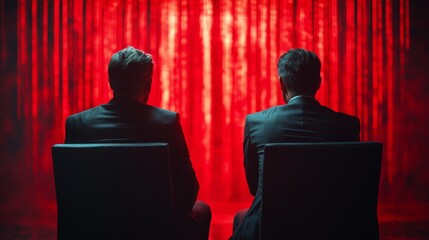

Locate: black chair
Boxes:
[52,143,173,240]
[261,142,382,240]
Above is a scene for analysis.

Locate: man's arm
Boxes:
[170,113,199,214]
[350,116,361,141]
[65,116,78,143]
[243,117,258,196]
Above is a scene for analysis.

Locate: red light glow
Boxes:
[9,0,410,205]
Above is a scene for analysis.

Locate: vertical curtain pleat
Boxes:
[10,0,409,202]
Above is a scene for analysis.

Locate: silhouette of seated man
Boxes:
[65,46,211,239]
[231,48,360,240]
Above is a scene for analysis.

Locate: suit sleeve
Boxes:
[351,117,361,141]
[65,116,77,143]
[243,117,258,196]
[170,113,199,214]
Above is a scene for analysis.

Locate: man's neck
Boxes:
[114,94,137,100]
[113,94,148,104]
[287,95,315,103]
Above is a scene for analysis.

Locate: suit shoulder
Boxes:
[66,104,106,122]
[66,105,102,122]
[334,110,359,124]
[318,104,358,121]
[144,105,178,123]
[147,105,178,117]
[146,105,177,116]
[246,105,282,121]
[324,108,360,131]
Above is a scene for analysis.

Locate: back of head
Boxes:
[108,46,153,102]
[277,48,321,96]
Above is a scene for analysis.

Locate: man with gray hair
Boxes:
[231,48,360,239]
[65,46,211,239]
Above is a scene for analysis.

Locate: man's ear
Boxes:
[279,78,286,92]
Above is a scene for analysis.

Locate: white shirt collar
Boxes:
[288,95,314,103]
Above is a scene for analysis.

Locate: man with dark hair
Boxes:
[231,48,360,239]
[65,46,211,239]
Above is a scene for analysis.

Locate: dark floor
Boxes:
[1,203,428,240]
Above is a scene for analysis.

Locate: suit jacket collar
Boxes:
[287,95,320,106]
[109,95,142,106]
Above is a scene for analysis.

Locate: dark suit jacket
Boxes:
[65,96,199,216]
[232,96,360,240]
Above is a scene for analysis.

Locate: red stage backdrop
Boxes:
[4,0,427,215]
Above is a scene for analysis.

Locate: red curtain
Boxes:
[1,0,412,208]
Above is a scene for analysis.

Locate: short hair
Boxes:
[108,46,153,98]
[277,48,321,96]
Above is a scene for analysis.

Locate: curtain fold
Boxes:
[3,0,410,203]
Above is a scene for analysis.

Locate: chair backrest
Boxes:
[261,142,382,240]
[52,143,172,240]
